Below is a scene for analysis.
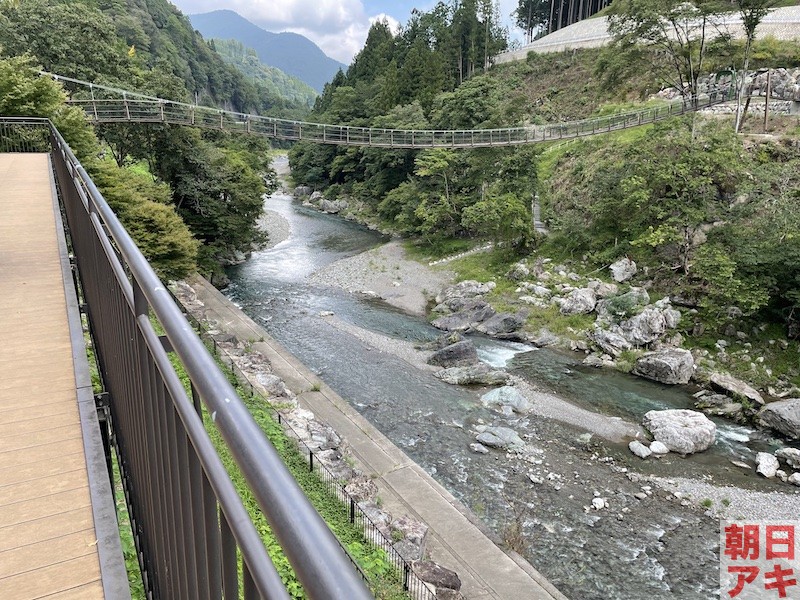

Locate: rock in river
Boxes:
[476,426,525,451]
[756,452,779,478]
[758,399,800,439]
[475,311,527,338]
[434,363,510,386]
[480,386,533,414]
[642,409,716,455]
[428,340,478,368]
[775,447,800,469]
[628,440,652,459]
[709,372,764,405]
[632,348,694,385]
[431,300,495,332]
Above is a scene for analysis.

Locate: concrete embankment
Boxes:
[180,274,567,600]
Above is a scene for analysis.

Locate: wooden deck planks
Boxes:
[0,154,103,599]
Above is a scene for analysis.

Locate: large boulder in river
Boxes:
[775,447,800,469]
[481,386,533,414]
[435,363,510,386]
[431,300,495,332]
[428,340,478,368]
[709,372,764,405]
[758,398,800,439]
[620,307,667,345]
[642,409,716,455]
[609,257,637,282]
[558,288,597,315]
[632,349,694,385]
[475,311,527,338]
[476,426,525,451]
[588,327,631,357]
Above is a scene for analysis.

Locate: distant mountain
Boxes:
[189,10,346,93]
[211,38,316,117]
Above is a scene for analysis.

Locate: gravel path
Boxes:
[309,240,455,316]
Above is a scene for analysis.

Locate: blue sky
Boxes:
[170,0,521,63]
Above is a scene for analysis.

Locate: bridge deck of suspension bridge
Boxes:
[0,154,125,599]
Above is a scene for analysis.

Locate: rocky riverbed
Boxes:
[304,235,800,598]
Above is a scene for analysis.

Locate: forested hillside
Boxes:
[289,0,800,359]
[0,0,286,281]
[211,38,316,117]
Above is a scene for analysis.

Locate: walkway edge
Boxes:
[181,274,568,600]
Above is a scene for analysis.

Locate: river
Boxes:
[225,188,793,600]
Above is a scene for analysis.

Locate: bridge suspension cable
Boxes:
[43,72,733,149]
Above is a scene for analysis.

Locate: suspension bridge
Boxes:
[45,72,733,149]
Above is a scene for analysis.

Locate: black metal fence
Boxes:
[0,118,51,152]
[1,116,373,600]
[183,311,437,600]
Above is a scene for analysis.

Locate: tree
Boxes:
[514,0,550,43]
[608,0,723,107]
[733,0,779,131]
[462,192,532,247]
[0,0,131,82]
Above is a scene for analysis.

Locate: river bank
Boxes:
[306,232,800,591]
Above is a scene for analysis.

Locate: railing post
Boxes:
[90,84,99,121]
[123,92,131,121]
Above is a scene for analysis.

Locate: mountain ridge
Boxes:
[189,9,346,93]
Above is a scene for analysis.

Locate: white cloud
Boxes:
[173,0,400,63]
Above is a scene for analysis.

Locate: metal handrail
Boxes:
[2,116,373,599]
[43,71,732,148]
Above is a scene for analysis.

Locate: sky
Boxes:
[169,0,522,64]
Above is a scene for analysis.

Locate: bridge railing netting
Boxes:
[46,72,731,149]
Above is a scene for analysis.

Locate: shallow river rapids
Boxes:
[225,189,791,600]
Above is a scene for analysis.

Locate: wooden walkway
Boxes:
[0,154,105,599]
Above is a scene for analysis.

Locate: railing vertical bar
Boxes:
[176,425,200,599]
[203,475,223,598]
[188,436,211,600]
[220,512,239,599]
[162,371,189,599]
[243,564,257,600]
[150,353,175,596]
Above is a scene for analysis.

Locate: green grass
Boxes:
[112,453,146,599]
[689,321,800,388]
[524,305,596,339]
[403,237,478,262]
